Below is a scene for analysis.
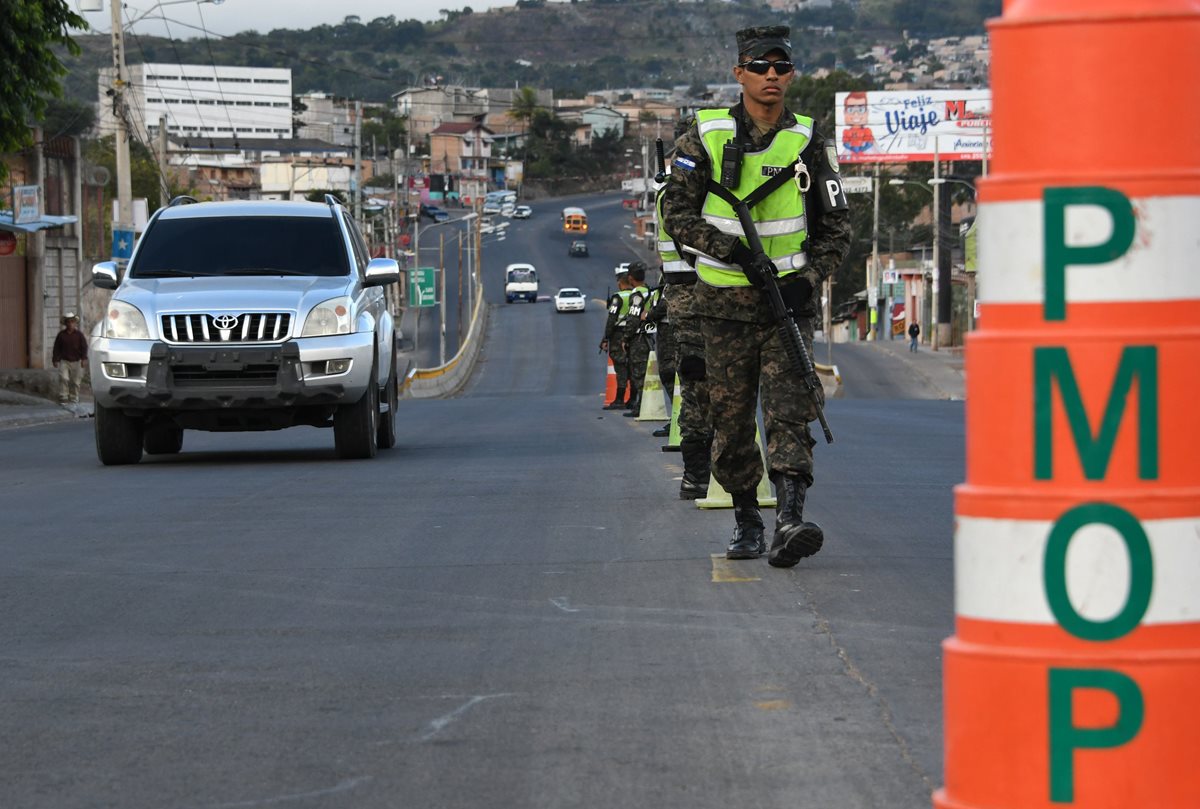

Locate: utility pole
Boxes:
[109,0,134,267]
[157,114,169,209]
[931,138,941,351]
[869,162,881,341]
[353,99,363,221]
[439,232,446,366]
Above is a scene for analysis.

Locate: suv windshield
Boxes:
[131,216,350,278]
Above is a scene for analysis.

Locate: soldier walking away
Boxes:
[52,312,88,405]
[908,320,920,352]
[621,262,652,416]
[661,25,852,564]
[600,266,634,409]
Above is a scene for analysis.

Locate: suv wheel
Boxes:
[376,349,397,450]
[144,425,184,455]
[95,402,144,465]
[334,366,378,459]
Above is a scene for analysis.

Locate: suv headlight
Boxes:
[104,300,150,339]
[301,296,353,337]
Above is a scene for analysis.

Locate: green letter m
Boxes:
[1034,347,1159,481]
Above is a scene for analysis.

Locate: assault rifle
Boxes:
[731,200,834,444]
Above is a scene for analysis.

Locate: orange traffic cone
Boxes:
[936,2,1200,808]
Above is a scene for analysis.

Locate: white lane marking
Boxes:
[550,597,581,613]
[208,777,373,807]
[420,694,515,742]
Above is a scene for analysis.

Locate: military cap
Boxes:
[736,25,791,60]
[628,262,647,282]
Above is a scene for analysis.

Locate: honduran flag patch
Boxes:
[673,155,697,171]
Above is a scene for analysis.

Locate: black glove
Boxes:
[780,275,815,313]
[728,242,768,289]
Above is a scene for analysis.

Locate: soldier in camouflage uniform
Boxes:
[621,263,652,415]
[600,266,634,409]
[642,277,675,436]
[661,25,852,565]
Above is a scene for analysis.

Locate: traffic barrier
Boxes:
[660,379,682,452]
[696,429,776,509]
[635,351,669,421]
[604,355,619,406]
[936,2,1200,808]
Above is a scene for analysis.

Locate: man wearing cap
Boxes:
[661,25,851,565]
[52,312,89,405]
[599,266,635,409]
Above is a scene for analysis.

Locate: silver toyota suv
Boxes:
[89,196,400,464]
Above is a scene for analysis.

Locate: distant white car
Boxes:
[513,205,532,219]
[554,287,587,313]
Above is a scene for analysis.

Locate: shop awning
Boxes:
[0,211,79,233]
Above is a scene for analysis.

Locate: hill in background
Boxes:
[61,0,996,104]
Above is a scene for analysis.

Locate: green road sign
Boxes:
[408,267,437,307]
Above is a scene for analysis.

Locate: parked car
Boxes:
[420,204,450,222]
[513,205,532,219]
[87,195,401,464]
[569,240,589,258]
[554,287,586,313]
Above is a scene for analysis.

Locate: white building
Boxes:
[295,92,355,147]
[97,63,293,144]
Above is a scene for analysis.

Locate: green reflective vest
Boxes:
[656,189,693,279]
[693,108,813,287]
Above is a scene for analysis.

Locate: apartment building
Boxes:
[97,63,293,144]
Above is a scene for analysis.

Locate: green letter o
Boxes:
[1044,503,1153,641]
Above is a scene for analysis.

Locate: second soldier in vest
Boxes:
[621,262,652,416]
[661,25,851,564]
[600,266,634,409]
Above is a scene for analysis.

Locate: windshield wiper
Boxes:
[134,268,210,278]
[223,267,316,276]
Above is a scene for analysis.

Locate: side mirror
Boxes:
[92,261,119,290]
[364,257,401,287]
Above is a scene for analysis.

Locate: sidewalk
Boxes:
[0,388,93,431]
[868,336,966,401]
[817,332,966,401]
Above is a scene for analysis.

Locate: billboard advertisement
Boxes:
[835,90,991,164]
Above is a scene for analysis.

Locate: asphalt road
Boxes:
[0,191,963,808]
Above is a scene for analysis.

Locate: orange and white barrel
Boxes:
[936,1,1200,807]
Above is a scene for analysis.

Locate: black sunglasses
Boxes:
[737,59,795,75]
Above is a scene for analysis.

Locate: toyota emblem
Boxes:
[212,314,239,330]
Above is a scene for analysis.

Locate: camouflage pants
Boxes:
[702,314,821,495]
[670,285,712,446]
[608,341,630,403]
[653,320,676,398]
[626,333,650,399]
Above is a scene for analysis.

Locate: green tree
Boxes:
[0,0,88,181]
[509,86,540,130]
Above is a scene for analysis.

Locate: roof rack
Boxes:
[324,194,343,208]
[168,195,199,207]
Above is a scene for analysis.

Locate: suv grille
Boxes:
[160,313,291,344]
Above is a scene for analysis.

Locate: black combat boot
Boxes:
[768,473,824,568]
[678,439,710,500]
[727,490,766,559]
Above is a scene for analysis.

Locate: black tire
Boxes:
[144,425,184,455]
[95,402,144,465]
[376,349,397,450]
[334,367,378,459]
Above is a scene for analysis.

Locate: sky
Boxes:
[79,0,515,38]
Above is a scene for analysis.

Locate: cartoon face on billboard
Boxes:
[841,91,875,155]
